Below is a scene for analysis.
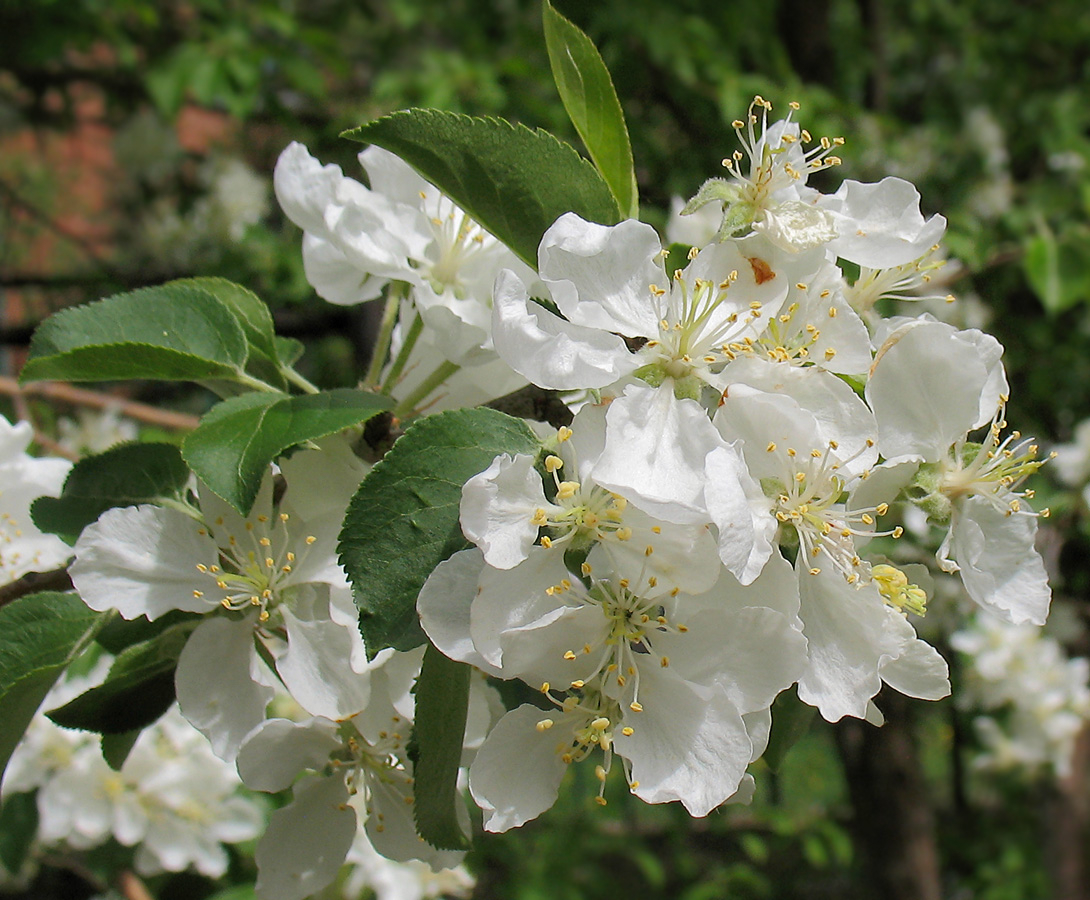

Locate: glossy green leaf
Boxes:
[31,442,190,543]
[543,0,638,218]
[342,109,620,268]
[47,623,193,734]
[409,644,471,851]
[0,592,107,782]
[20,283,249,384]
[339,407,541,655]
[183,388,391,515]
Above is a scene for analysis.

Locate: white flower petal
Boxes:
[823,177,947,269]
[236,717,341,792]
[255,774,356,900]
[538,213,664,337]
[615,668,751,816]
[704,444,775,584]
[175,616,274,762]
[951,496,1051,625]
[460,453,550,569]
[469,704,570,832]
[592,383,723,525]
[71,505,219,620]
[417,548,501,675]
[491,269,635,390]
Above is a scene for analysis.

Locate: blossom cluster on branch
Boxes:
[0,25,1057,894]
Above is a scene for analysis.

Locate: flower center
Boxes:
[193,511,318,621]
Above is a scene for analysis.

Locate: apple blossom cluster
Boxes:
[406,97,1052,828]
[2,661,265,880]
[951,614,1090,778]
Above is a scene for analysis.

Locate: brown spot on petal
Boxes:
[747,256,776,285]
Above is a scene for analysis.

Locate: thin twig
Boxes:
[0,377,200,431]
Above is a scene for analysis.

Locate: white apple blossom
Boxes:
[238,647,492,900]
[70,438,371,759]
[679,96,843,251]
[866,316,1051,625]
[418,539,807,828]
[0,414,72,584]
[275,141,534,368]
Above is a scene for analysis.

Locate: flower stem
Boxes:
[381,312,424,392]
[281,366,320,394]
[392,360,461,418]
[365,284,406,388]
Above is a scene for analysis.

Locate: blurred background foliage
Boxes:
[3,0,1090,898]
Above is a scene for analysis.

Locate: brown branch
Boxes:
[0,377,200,431]
[0,567,73,610]
[117,871,155,900]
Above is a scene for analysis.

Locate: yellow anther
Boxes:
[557,481,580,499]
[592,717,611,730]
[594,796,608,806]
[305,535,316,544]
[541,536,553,548]
[536,718,554,732]
[544,455,563,472]
[629,701,643,712]
[809,567,822,576]
[581,562,592,576]
[644,545,654,557]
[660,656,670,668]
[564,650,577,660]
[622,726,634,736]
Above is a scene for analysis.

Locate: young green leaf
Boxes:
[342,109,620,268]
[762,688,817,773]
[339,407,541,656]
[0,592,107,783]
[409,644,472,851]
[543,0,638,218]
[31,442,191,543]
[46,622,193,734]
[182,388,391,515]
[20,283,249,385]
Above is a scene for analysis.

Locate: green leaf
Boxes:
[20,283,249,384]
[31,443,190,543]
[0,592,106,783]
[0,791,38,874]
[342,109,620,269]
[410,644,471,851]
[762,688,816,773]
[170,277,288,388]
[1024,227,1090,314]
[183,388,392,514]
[95,609,200,656]
[171,277,278,360]
[101,730,141,771]
[543,0,638,218]
[275,336,305,367]
[47,623,193,735]
[339,407,541,656]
